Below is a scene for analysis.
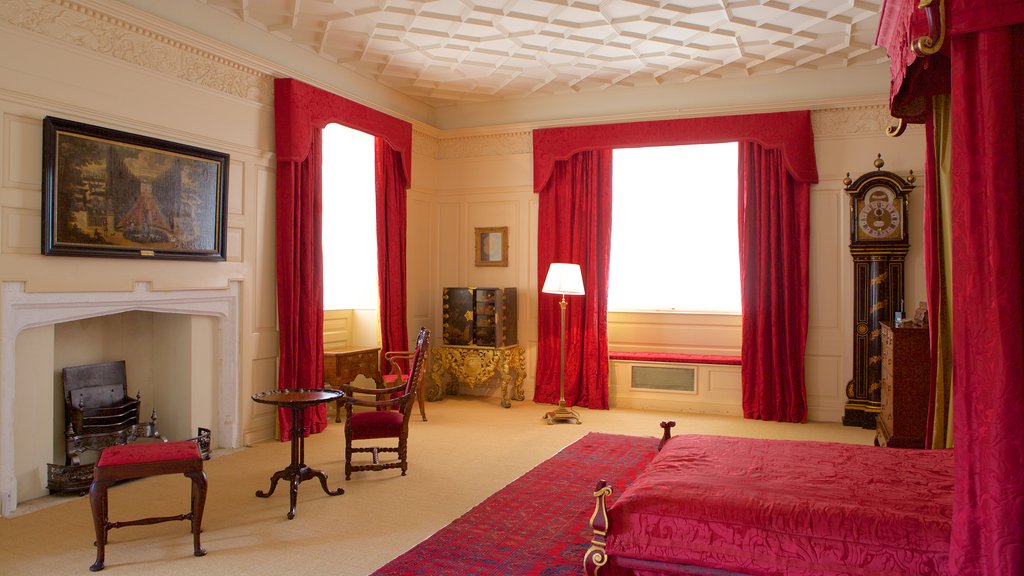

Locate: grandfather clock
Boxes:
[843,155,915,428]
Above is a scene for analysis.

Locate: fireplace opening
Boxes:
[1,281,240,516]
[51,311,219,467]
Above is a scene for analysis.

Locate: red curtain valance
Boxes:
[875,0,1024,122]
[532,110,818,191]
[274,78,412,181]
[948,0,1024,35]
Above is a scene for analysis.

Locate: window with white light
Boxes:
[609,143,741,314]
[322,123,378,310]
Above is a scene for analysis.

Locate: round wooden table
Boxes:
[251,388,345,519]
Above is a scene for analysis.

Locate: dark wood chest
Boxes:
[877,322,930,448]
[442,287,517,347]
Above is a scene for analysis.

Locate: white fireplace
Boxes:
[0,281,241,516]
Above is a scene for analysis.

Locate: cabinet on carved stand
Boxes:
[434,287,523,407]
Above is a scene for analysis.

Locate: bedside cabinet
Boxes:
[877,322,930,448]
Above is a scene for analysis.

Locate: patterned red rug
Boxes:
[371,432,659,576]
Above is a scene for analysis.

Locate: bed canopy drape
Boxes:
[877,2,1024,573]
[274,78,412,440]
[533,111,817,421]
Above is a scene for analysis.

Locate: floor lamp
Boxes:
[542,262,585,425]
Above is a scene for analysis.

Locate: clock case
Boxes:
[843,156,916,429]
[846,160,914,248]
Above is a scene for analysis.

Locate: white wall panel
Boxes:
[3,114,40,191]
[2,207,38,254]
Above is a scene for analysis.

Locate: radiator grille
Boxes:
[630,365,697,393]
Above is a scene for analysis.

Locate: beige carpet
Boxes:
[0,397,873,575]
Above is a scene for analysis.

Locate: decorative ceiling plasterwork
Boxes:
[0,0,272,104]
[199,0,887,108]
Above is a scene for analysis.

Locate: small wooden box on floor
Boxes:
[877,322,930,448]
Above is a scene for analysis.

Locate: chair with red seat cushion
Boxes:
[88,439,207,571]
[342,327,429,480]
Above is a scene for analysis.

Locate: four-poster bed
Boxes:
[584,422,953,576]
[582,2,1024,573]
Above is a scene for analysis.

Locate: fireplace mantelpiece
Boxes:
[0,281,241,516]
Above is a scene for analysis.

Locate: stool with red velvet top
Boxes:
[88,440,207,572]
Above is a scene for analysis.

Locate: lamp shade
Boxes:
[542,263,585,295]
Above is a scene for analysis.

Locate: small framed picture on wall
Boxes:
[475,226,508,267]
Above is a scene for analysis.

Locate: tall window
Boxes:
[322,123,377,310]
[609,143,740,313]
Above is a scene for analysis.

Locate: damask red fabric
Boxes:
[535,149,613,409]
[274,78,412,440]
[274,125,326,441]
[533,111,818,191]
[877,4,1024,572]
[947,24,1024,576]
[97,441,200,467]
[739,143,809,423]
[607,435,953,575]
[274,79,411,178]
[375,138,410,370]
[608,352,741,366]
[532,112,816,417]
[349,410,403,440]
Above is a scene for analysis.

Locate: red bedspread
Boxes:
[606,435,952,576]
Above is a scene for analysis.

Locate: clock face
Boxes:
[857,187,901,240]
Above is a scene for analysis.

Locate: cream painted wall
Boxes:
[0,0,280,506]
[14,326,54,503]
[417,110,927,421]
[0,0,930,510]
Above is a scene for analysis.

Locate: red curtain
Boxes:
[274,124,327,440]
[274,78,412,440]
[738,143,809,423]
[533,111,817,418]
[375,138,410,369]
[877,3,1024,571]
[948,24,1024,575]
[535,150,613,409]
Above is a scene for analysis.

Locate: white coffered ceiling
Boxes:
[196,0,888,108]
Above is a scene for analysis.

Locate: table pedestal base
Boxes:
[250,389,346,520]
[256,463,343,520]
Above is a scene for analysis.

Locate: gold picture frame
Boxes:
[474,226,508,267]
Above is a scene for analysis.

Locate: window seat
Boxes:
[608,351,741,366]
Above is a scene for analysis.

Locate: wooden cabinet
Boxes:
[877,322,930,448]
[442,287,517,347]
[323,346,381,422]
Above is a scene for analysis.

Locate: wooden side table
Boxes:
[324,346,382,422]
[429,344,526,408]
[251,388,345,519]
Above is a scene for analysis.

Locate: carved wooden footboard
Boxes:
[583,421,677,576]
[583,479,613,576]
[582,419,953,576]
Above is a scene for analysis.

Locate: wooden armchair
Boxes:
[342,327,429,480]
[382,346,428,422]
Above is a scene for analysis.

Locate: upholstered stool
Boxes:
[88,440,207,572]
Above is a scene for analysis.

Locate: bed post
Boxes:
[659,420,676,451]
[584,480,613,576]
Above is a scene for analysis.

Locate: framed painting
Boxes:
[42,116,229,261]
[475,226,508,267]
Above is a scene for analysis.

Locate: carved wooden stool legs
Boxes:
[88,441,207,571]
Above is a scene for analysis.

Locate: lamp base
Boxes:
[544,402,582,425]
